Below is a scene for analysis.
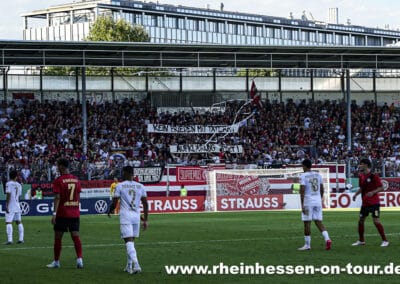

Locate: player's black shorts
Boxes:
[54,217,80,232]
[360,204,380,218]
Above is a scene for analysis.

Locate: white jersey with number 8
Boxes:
[300,171,323,207]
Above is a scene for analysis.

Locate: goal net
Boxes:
[205,168,330,212]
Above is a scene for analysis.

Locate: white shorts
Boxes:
[301,206,323,221]
[120,223,140,239]
[5,212,22,223]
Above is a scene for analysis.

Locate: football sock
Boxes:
[126,242,139,267]
[304,236,311,247]
[6,224,12,242]
[72,235,83,258]
[358,221,365,242]
[374,223,387,241]
[54,238,62,261]
[127,255,132,267]
[18,223,24,242]
[321,230,330,241]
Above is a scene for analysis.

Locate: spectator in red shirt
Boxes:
[351,158,389,247]
[47,158,84,269]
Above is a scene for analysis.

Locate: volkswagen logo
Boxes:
[95,200,108,214]
[19,202,30,215]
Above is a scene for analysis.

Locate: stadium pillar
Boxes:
[75,67,80,102]
[39,66,43,102]
[346,69,352,178]
[111,68,115,102]
[341,70,345,101]
[373,69,377,103]
[278,70,282,103]
[245,69,249,100]
[212,68,216,104]
[2,67,8,102]
[82,67,88,155]
[310,69,314,101]
[179,69,183,106]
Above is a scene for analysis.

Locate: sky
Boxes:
[1,0,400,40]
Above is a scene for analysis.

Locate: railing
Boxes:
[3,158,399,184]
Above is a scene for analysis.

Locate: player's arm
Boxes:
[300,185,305,214]
[5,192,10,213]
[320,182,324,199]
[352,188,362,201]
[51,193,60,225]
[108,197,119,217]
[141,196,149,230]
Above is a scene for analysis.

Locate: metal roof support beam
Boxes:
[310,69,314,102]
[2,67,9,103]
[82,67,88,156]
[346,68,352,179]
[39,66,43,102]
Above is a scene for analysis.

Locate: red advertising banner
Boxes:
[330,192,400,208]
[176,166,224,183]
[381,178,400,191]
[147,196,205,213]
[80,180,113,188]
[217,194,284,211]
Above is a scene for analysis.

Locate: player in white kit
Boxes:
[5,169,24,245]
[108,166,148,274]
[298,159,331,251]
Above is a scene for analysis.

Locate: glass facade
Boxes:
[23,0,400,46]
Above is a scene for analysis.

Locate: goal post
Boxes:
[205,168,330,212]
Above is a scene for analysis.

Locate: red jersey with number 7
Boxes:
[53,174,82,218]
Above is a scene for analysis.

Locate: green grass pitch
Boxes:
[0,210,400,284]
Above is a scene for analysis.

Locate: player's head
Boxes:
[9,169,18,180]
[359,158,372,168]
[122,166,134,180]
[302,159,312,169]
[57,158,70,174]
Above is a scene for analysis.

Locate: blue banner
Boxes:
[0,199,111,216]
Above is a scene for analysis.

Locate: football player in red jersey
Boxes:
[352,158,389,247]
[47,158,84,268]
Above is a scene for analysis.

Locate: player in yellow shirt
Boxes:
[110,177,120,214]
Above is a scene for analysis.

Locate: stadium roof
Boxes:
[2,40,400,69]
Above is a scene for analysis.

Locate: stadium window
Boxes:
[208,21,216,32]
[237,24,244,35]
[274,28,281,39]
[135,13,142,25]
[151,15,157,27]
[309,31,316,42]
[326,33,333,44]
[218,22,225,33]
[256,26,262,37]
[178,18,184,29]
[318,32,326,43]
[266,27,273,38]
[367,36,380,46]
[292,30,299,40]
[283,29,292,40]
[301,31,309,41]
[354,35,365,46]
[199,20,205,31]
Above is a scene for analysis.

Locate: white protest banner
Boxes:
[170,144,243,153]
[147,124,240,134]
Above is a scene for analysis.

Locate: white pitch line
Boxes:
[0,232,399,251]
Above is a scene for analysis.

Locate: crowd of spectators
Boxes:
[0,97,399,183]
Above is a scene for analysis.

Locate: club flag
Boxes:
[250,80,262,108]
[250,80,257,99]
